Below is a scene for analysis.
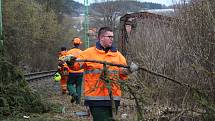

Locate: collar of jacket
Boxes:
[96,41,117,52]
[73,45,79,48]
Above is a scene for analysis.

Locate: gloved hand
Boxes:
[63,55,74,61]
[64,55,76,66]
[58,60,64,67]
[129,62,139,72]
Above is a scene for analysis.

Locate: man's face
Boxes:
[99,31,114,48]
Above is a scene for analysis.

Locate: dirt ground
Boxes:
[29,78,90,121]
[28,78,137,121]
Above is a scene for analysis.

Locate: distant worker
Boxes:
[58,47,69,94]
[58,46,67,58]
[65,27,139,121]
[66,37,84,104]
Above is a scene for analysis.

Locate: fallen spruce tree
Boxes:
[0,57,51,118]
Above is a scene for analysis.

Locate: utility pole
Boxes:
[84,0,89,48]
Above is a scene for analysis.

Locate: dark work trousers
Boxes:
[89,106,118,121]
[67,73,83,104]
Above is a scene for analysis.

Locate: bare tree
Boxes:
[118,0,215,120]
[90,0,121,29]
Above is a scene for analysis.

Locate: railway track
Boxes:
[24,70,57,81]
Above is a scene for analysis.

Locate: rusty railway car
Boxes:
[118,11,176,56]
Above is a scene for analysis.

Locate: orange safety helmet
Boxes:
[73,37,82,45]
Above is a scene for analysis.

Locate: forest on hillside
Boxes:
[3,0,79,71]
[2,0,167,72]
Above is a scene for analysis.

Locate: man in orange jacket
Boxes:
[66,37,84,104]
[58,56,69,94]
[57,47,69,94]
[58,47,67,58]
[66,27,138,121]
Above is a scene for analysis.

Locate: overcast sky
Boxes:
[73,0,178,6]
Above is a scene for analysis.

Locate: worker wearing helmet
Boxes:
[66,27,136,121]
[66,37,84,104]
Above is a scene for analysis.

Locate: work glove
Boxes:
[129,62,139,72]
[64,55,76,66]
[58,60,64,66]
[63,55,74,61]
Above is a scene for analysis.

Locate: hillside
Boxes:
[90,1,167,12]
[73,1,168,16]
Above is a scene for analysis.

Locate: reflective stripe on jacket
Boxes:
[73,44,127,101]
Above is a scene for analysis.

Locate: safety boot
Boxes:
[70,95,78,103]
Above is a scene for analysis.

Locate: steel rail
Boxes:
[24,70,57,81]
[24,70,56,76]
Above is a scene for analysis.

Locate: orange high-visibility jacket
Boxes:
[67,48,83,73]
[58,63,69,92]
[58,51,67,58]
[59,63,69,76]
[67,48,82,56]
[73,44,127,101]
